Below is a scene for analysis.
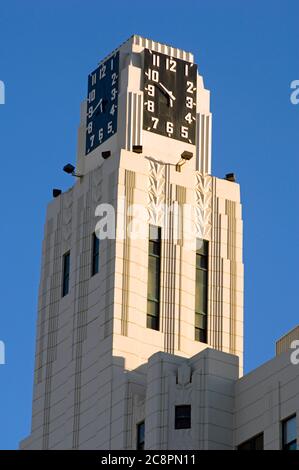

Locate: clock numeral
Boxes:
[111,88,117,100]
[152,54,160,67]
[166,121,174,135]
[181,126,189,138]
[88,106,93,118]
[88,89,96,103]
[147,100,155,112]
[99,128,104,143]
[151,116,159,129]
[110,58,114,71]
[147,69,159,82]
[107,121,113,134]
[185,64,189,76]
[111,73,118,86]
[91,73,97,86]
[110,104,117,115]
[186,96,193,108]
[90,135,95,147]
[99,64,106,80]
[185,112,193,124]
[186,81,194,93]
[98,99,103,113]
[147,84,155,97]
[87,121,93,134]
[166,58,176,72]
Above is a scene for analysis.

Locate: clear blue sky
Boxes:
[0,0,298,449]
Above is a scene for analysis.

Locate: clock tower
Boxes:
[77,35,211,174]
[21,36,243,450]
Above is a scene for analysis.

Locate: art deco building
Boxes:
[21,36,298,451]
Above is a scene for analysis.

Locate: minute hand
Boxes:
[158,83,176,102]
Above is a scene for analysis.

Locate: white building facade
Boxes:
[20,36,299,451]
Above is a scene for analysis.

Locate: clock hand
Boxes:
[89,98,103,117]
[158,82,176,102]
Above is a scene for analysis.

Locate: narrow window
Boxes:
[195,239,208,343]
[237,433,264,450]
[175,405,191,429]
[137,421,145,450]
[91,233,100,276]
[147,225,161,331]
[282,415,297,450]
[62,251,70,297]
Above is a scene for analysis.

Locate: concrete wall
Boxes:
[123,346,299,450]
[234,348,299,449]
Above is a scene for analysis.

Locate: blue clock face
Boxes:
[86,51,119,154]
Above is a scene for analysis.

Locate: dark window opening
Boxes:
[237,433,264,450]
[91,232,100,276]
[175,405,191,430]
[147,225,161,331]
[282,415,297,450]
[137,421,145,450]
[195,240,208,343]
[62,251,70,297]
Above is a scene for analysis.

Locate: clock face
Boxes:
[143,49,197,144]
[86,51,119,154]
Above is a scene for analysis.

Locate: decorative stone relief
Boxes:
[92,166,103,204]
[148,159,165,226]
[177,363,192,387]
[62,189,73,241]
[195,172,212,240]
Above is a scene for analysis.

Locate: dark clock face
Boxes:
[86,51,119,154]
[143,49,197,144]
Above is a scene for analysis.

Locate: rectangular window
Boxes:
[91,233,100,276]
[147,225,161,331]
[195,240,208,343]
[62,251,70,297]
[237,433,264,450]
[137,421,145,450]
[175,405,191,430]
[282,415,297,450]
